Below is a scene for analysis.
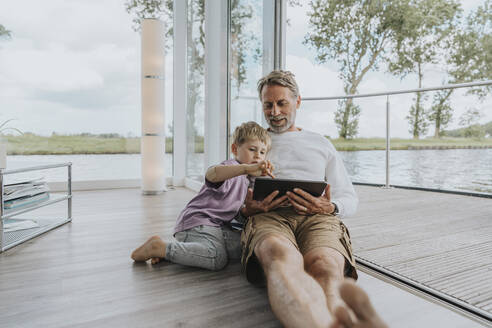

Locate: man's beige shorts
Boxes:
[240,207,358,285]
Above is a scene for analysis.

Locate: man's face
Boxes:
[261,84,300,133]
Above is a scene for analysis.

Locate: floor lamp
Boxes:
[141,19,167,195]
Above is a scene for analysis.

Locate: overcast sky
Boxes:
[0,0,490,138]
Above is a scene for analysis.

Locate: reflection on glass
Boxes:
[186,0,205,177]
[229,0,265,150]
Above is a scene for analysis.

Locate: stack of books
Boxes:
[3,178,50,210]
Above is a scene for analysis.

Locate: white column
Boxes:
[263,1,275,76]
[275,0,286,70]
[141,19,167,194]
[173,0,188,186]
[204,0,228,168]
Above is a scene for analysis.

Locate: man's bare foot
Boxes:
[131,236,167,262]
[330,279,388,328]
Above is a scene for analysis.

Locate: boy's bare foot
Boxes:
[151,257,162,264]
[330,279,389,328]
[131,236,167,262]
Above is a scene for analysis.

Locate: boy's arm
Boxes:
[206,160,275,183]
[205,164,247,183]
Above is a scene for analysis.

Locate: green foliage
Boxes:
[4,134,177,155]
[389,0,461,78]
[443,120,492,138]
[448,0,492,97]
[304,0,410,138]
[485,121,492,136]
[0,24,11,39]
[463,124,486,138]
[428,1,492,138]
[125,0,173,31]
[334,100,360,139]
[428,89,453,138]
[4,133,491,155]
[329,136,492,150]
[406,95,429,138]
[230,0,256,93]
[452,108,485,138]
[388,0,461,139]
[459,108,482,127]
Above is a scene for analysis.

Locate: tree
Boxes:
[449,0,492,96]
[389,0,461,139]
[429,0,492,138]
[428,89,453,138]
[0,24,11,39]
[304,0,410,139]
[459,108,485,138]
[230,0,259,94]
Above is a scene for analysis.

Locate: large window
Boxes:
[285,1,492,192]
[0,0,173,182]
[229,0,270,149]
[185,0,206,179]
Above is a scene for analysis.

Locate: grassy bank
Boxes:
[1,134,491,155]
[330,137,492,151]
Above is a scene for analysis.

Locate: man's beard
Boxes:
[266,110,296,133]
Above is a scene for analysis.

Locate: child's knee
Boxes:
[208,247,228,271]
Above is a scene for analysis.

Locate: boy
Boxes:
[131,121,274,270]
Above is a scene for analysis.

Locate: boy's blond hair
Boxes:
[232,121,271,151]
[257,70,300,100]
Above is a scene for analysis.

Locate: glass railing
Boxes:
[237,80,492,196]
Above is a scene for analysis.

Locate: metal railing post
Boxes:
[385,96,391,188]
[68,163,72,220]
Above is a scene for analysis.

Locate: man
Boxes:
[239,70,363,328]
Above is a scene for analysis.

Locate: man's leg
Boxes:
[304,247,346,313]
[330,279,389,328]
[255,234,333,328]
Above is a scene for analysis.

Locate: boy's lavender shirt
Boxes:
[173,158,252,235]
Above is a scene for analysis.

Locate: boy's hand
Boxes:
[244,160,275,178]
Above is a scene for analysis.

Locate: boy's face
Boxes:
[231,139,268,164]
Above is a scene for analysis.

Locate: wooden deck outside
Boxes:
[0,186,490,327]
[349,185,492,319]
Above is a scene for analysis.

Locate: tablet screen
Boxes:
[252,177,327,201]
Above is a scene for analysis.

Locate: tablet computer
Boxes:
[252,177,327,201]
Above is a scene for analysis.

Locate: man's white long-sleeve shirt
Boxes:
[266,129,358,218]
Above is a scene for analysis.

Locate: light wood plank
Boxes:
[348,185,492,317]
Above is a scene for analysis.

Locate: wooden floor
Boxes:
[0,186,490,327]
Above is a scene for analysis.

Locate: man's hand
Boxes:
[241,188,288,217]
[244,160,275,178]
[286,184,336,216]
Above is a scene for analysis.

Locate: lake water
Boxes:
[5,148,492,194]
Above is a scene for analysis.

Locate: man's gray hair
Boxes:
[257,70,300,100]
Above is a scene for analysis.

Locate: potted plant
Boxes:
[0,119,23,169]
